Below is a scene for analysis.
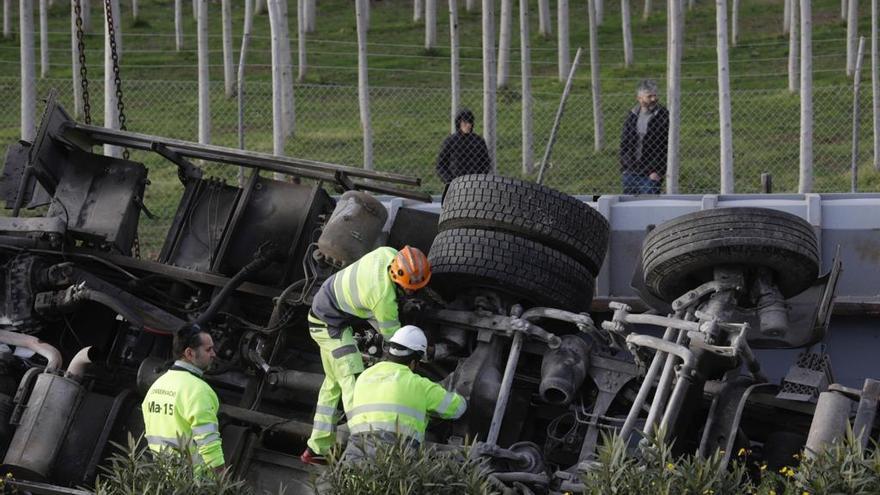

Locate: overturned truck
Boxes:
[0,97,877,494]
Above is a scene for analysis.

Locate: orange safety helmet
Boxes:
[389,246,431,291]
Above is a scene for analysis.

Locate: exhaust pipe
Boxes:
[539,335,592,406]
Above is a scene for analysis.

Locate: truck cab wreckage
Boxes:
[0,97,877,494]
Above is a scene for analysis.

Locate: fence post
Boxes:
[237,0,254,186]
[717,0,734,193]
[852,37,865,192]
[482,0,497,170]
[519,0,534,174]
[873,0,879,170]
[666,0,683,193]
[20,0,35,142]
[450,0,461,133]
[588,0,604,151]
[537,48,582,185]
[798,0,813,193]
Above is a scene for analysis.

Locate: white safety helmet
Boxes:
[389,325,428,356]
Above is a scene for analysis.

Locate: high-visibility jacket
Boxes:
[311,246,401,339]
[141,360,224,468]
[347,361,467,442]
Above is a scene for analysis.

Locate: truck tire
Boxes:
[641,207,820,302]
[428,228,594,311]
[439,174,609,275]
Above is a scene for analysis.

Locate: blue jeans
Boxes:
[622,172,662,195]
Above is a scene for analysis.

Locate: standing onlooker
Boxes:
[435,109,492,198]
[619,80,669,195]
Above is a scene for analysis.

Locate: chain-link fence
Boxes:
[1,77,876,232]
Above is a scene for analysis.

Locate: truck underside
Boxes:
[0,97,877,494]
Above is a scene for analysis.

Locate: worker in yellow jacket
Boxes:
[301,245,431,464]
[344,325,466,459]
[142,323,224,473]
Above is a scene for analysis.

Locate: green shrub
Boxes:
[93,434,252,495]
[315,435,501,495]
[583,428,880,495]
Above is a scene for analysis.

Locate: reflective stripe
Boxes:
[192,423,218,435]
[348,403,426,423]
[312,421,337,432]
[347,422,424,442]
[146,435,180,448]
[332,345,358,358]
[194,432,221,446]
[346,265,364,311]
[377,320,398,330]
[450,398,467,419]
[436,392,456,415]
[333,272,358,316]
[315,405,337,416]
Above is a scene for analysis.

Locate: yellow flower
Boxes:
[737,447,748,457]
[760,463,767,472]
[666,462,676,471]
[779,466,796,478]
[769,491,776,495]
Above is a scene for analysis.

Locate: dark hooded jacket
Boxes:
[435,110,492,184]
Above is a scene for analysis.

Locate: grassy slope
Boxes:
[0,0,877,202]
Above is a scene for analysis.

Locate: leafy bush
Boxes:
[93,434,251,495]
[315,435,502,495]
[583,428,880,495]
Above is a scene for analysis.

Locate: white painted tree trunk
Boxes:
[71,1,82,119]
[873,0,879,169]
[595,0,603,25]
[588,0,604,151]
[222,0,234,97]
[716,0,734,193]
[799,0,812,192]
[497,0,511,87]
[482,0,496,169]
[131,0,138,21]
[783,0,790,34]
[450,0,461,133]
[356,0,373,169]
[666,0,682,193]
[277,0,295,136]
[298,0,307,81]
[4,0,12,39]
[622,0,633,67]
[104,0,122,157]
[39,0,47,78]
[267,0,286,161]
[731,0,738,47]
[414,0,422,22]
[520,0,533,174]
[643,0,652,20]
[847,0,857,76]
[538,0,551,36]
[20,0,34,141]
[557,0,569,82]
[426,0,437,48]
[841,0,847,21]
[306,0,315,32]
[175,0,183,51]
[197,0,210,144]
[788,0,798,92]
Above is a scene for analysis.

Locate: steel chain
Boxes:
[103,0,129,160]
[73,0,91,124]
